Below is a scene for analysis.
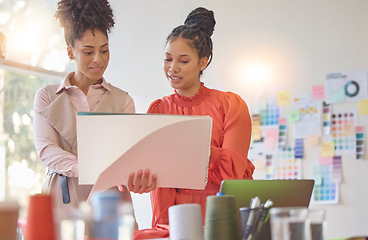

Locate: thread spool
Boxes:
[0,200,20,240]
[204,194,241,240]
[169,203,204,240]
[26,194,56,240]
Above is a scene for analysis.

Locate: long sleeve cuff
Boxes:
[58,162,79,178]
[209,146,221,170]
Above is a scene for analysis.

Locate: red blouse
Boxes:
[147,83,255,226]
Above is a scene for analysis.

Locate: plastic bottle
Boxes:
[118,202,135,240]
[91,190,120,240]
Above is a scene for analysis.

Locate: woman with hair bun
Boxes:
[148,7,255,227]
[33,0,156,214]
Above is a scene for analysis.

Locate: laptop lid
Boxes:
[219,179,315,210]
[219,179,315,240]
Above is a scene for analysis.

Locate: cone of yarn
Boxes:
[26,194,56,240]
[204,194,241,240]
[169,203,204,240]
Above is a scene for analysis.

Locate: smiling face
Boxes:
[68,29,110,84]
[163,37,208,97]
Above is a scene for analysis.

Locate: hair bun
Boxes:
[184,7,216,36]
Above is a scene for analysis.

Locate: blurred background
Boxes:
[0,0,367,239]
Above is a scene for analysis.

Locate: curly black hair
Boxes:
[55,0,115,47]
[167,7,216,75]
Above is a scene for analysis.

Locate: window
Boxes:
[0,0,69,216]
[0,0,68,71]
[0,68,60,206]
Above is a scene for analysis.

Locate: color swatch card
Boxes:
[294,138,304,159]
[263,126,279,152]
[311,164,339,205]
[260,97,280,126]
[248,141,265,161]
[273,147,302,180]
[265,154,274,180]
[278,118,288,147]
[322,102,332,136]
[251,114,262,141]
[356,126,365,160]
[325,69,368,104]
[332,156,342,183]
[292,98,322,139]
[331,110,357,155]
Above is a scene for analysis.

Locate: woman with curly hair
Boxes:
[147,7,255,227]
[33,0,156,213]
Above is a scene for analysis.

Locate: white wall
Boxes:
[105,1,368,239]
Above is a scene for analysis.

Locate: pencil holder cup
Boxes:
[239,207,270,240]
[269,207,310,240]
[308,208,326,240]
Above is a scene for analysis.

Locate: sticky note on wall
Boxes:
[307,134,320,146]
[333,89,345,102]
[358,99,368,114]
[312,85,325,100]
[321,142,335,157]
[277,90,291,106]
[289,110,300,122]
